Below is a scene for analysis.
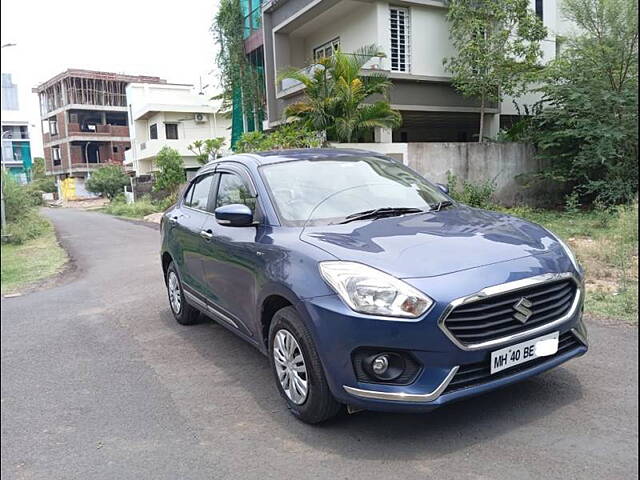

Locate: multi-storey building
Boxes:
[124,82,231,178]
[260,0,561,142]
[228,0,266,147]
[1,73,33,184]
[35,69,165,196]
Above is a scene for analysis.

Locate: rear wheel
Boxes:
[166,262,199,325]
[269,306,341,424]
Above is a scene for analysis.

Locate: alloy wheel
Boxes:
[168,271,182,314]
[273,329,309,405]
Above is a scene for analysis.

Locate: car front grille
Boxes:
[443,331,583,394]
[443,278,578,346]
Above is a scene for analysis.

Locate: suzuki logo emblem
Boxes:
[513,297,533,323]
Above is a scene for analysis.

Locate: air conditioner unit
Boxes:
[194,113,207,123]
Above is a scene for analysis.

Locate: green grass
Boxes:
[102,196,173,219]
[500,203,639,324]
[102,198,160,219]
[1,221,69,295]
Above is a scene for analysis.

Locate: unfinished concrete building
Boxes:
[35,69,165,197]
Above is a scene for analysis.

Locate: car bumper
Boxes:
[300,261,588,413]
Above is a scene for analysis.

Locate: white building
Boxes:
[124,83,231,176]
[261,0,563,141]
[1,73,34,184]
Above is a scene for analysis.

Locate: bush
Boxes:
[528,0,638,206]
[29,177,57,194]
[154,147,185,195]
[103,195,159,218]
[234,125,322,153]
[446,172,497,209]
[2,172,41,222]
[153,194,177,212]
[85,165,130,200]
[4,209,50,244]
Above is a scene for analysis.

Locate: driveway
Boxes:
[1,208,638,480]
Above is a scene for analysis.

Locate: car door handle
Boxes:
[200,229,214,240]
[169,215,179,225]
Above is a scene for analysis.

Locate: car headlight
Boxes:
[547,229,582,274]
[319,261,433,319]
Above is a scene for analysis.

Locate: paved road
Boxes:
[1,209,638,480]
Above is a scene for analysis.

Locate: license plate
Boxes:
[490,331,559,374]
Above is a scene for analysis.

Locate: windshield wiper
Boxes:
[431,200,454,212]
[338,207,425,224]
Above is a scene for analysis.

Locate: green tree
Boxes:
[188,138,226,165]
[213,0,264,125]
[85,165,129,200]
[281,45,402,143]
[443,0,547,141]
[31,157,46,179]
[153,146,186,194]
[532,0,638,205]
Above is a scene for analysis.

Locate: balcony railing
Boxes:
[67,123,130,137]
[278,54,389,94]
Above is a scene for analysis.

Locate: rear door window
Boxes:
[184,174,215,212]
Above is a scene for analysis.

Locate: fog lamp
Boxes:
[372,355,390,375]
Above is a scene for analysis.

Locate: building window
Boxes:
[313,38,340,62]
[49,119,59,136]
[112,146,119,153]
[1,73,19,111]
[535,0,543,20]
[390,7,410,73]
[165,123,179,140]
[52,146,61,166]
[150,123,158,140]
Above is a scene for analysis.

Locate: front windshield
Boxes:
[260,156,450,226]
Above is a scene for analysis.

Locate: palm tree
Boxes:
[280,45,402,143]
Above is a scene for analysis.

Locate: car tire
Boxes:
[269,306,342,424]
[166,262,200,325]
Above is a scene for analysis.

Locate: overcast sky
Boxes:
[1,0,221,156]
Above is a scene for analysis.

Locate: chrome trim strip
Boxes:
[183,290,239,329]
[343,366,459,403]
[571,317,589,347]
[571,328,588,347]
[438,273,583,351]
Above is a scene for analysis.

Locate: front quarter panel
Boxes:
[254,226,337,345]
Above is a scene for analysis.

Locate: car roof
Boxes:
[204,148,388,169]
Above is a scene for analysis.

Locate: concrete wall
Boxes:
[332,142,564,207]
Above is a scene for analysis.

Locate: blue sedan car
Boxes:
[160,149,588,423]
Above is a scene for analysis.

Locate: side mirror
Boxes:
[214,204,254,227]
[437,183,450,195]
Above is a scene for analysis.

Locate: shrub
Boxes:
[529,0,638,206]
[4,209,50,244]
[85,165,130,200]
[235,125,322,153]
[446,172,497,209]
[153,194,177,212]
[2,172,40,222]
[154,147,185,195]
[29,177,57,194]
[103,195,158,218]
[564,192,582,214]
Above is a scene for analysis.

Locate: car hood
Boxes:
[301,206,560,278]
